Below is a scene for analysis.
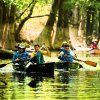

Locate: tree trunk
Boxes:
[69,6,79,48]
[54,0,64,49]
[7,4,16,50]
[35,0,59,49]
[86,9,91,36]
[90,12,94,34]
[98,11,100,40]
[1,4,16,50]
[1,3,10,49]
[15,1,35,42]
[0,0,4,47]
[53,0,70,49]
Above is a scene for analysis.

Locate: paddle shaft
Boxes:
[74,58,97,67]
[0,56,30,68]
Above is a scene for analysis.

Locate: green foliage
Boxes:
[3,0,52,9]
[63,0,76,11]
[62,0,100,11]
[3,0,52,16]
[3,0,32,10]
[78,0,100,10]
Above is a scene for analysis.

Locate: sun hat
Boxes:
[18,44,25,49]
[62,41,68,44]
[62,41,69,47]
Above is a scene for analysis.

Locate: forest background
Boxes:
[0,0,100,50]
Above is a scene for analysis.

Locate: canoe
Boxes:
[13,62,55,76]
[13,61,82,72]
[55,61,83,71]
[26,62,55,76]
[89,49,100,54]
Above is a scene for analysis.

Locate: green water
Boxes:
[0,69,100,100]
[0,51,100,100]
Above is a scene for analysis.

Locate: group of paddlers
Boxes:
[12,43,45,65]
[12,41,76,66]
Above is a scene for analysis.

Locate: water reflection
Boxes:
[28,76,43,88]
[12,72,26,82]
[0,67,100,99]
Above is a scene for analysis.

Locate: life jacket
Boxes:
[31,51,45,64]
[91,42,98,49]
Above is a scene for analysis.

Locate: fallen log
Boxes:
[0,49,13,59]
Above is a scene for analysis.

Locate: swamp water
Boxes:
[0,51,100,100]
[0,67,100,100]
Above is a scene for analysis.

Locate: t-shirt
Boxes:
[58,48,74,62]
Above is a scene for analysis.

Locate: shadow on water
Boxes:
[12,71,26,83]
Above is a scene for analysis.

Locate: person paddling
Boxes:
[30,44,45,64]
[12,44,30,65]
[58,42,76,62]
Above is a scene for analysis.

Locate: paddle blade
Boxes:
[84,61,97,67]
[0,64,7,68]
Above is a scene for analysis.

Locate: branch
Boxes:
[30,14,50,18]
[16,0,35,20]
[15,1,36,41]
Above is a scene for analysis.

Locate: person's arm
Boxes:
[58,51,64,60]
[69,50,76,58]
[58,51,64,57]
[12,53,16,62]
[31,52,36,58]
[40,47,51,56]
[12,52,20,63]
[26,51,31,58]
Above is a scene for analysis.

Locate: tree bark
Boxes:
[15,1,35,42]
[35,0,59,49]
[86,9,91,36]
[1,3,16,50]
[69,6,79,48]
[0,0,4,47]
[54,0,70,49]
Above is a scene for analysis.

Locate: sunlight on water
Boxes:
[0,69,100,100]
